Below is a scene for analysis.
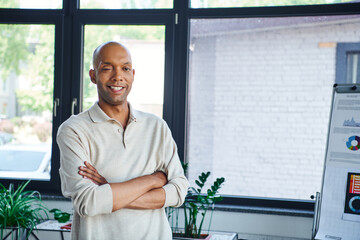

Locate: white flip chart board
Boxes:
[315,84,360,240]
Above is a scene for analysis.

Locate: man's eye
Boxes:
[102,68,111,71]
[124,67,131,71]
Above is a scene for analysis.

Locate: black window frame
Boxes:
[0,0,359,215]
[0,0,177,195]
[336,42,360,84]
[173,1,360,214]
[0,8,64,194]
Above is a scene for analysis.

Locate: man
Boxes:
[57,41,189,240]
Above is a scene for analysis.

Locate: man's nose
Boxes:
[112,67,123,81]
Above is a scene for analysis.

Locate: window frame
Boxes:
[336,42,360,84]
[173,1,360,214]
[0,1,177,195]
[0,0,359,214]
[0,8,64,194]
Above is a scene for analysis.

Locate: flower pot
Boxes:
[173,233,212,240]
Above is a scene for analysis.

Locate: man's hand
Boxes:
[79,161,108,185]
[151,171,168,188]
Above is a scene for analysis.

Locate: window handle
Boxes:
[53,98,59,117]
[71,98,78,115]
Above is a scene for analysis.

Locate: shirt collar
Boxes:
[88,102,141,123]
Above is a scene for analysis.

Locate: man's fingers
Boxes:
[78,164,108,185]
[79,169,95,179]
[79,163,98,177]
[79,167,98,180]
[84,161,97,172]
[79,170,102,184]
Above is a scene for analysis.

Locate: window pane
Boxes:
[191,0,355,8]
[0,0,62,9]
[346,53,360,83]
[80,0,172,9]
[0,24,54,181]
[187,15,360,200]
[83,25,165,118]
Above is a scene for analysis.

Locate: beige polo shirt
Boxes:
[57,103,189,240]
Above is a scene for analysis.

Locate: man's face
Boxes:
[89,44,135,107]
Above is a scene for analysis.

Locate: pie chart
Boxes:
[346,136,360,151]
[349,196,360,213]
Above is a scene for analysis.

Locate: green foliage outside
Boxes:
[81,0,171,9]
[0,25,163,115]
[0,5,164,143]
[16,25,55,113]
[0,24,54,114]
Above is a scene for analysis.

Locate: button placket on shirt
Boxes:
[111,120,126,148]
[112,116,136,149]
[123,119,135,148]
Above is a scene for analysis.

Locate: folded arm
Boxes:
[79,161,166,210]
[58,126,166,217]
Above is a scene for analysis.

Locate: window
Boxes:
[0,0,62,9]
[187,15,360,200]
[0,24,55,181]
[0,0,174,194]
[336,43,360,84]
[178,2,360,211]
[347,53,360,83]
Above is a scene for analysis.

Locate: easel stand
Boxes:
[311,192,321,240]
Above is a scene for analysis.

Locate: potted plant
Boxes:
[169,163,225,239]
[0,180,48,240]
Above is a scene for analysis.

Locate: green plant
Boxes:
[49,209,70,223]
[168,161,225,239]
[183,172,225,238]
[0,180,48,240]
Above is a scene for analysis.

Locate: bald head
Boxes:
[92,41,132,71]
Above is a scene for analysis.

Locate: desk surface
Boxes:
[35,220,71,232]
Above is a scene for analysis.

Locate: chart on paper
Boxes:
[315,85,360,240]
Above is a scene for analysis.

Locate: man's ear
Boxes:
[89,69,96,84]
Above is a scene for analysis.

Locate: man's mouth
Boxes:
[109,86,124,91]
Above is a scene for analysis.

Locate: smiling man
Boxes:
[57,41,189,240]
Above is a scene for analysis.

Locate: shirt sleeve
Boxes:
[161,122,190,208]
[57,121,113,217]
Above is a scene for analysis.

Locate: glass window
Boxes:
[191,0,355,8]
[187,15,360,200]
[0,0,62,9]
[80,0,172,9]
[0,24,55,181]
[83,25,166,118]
[346,53,360,83]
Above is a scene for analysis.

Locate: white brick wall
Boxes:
[187,17,360,199]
